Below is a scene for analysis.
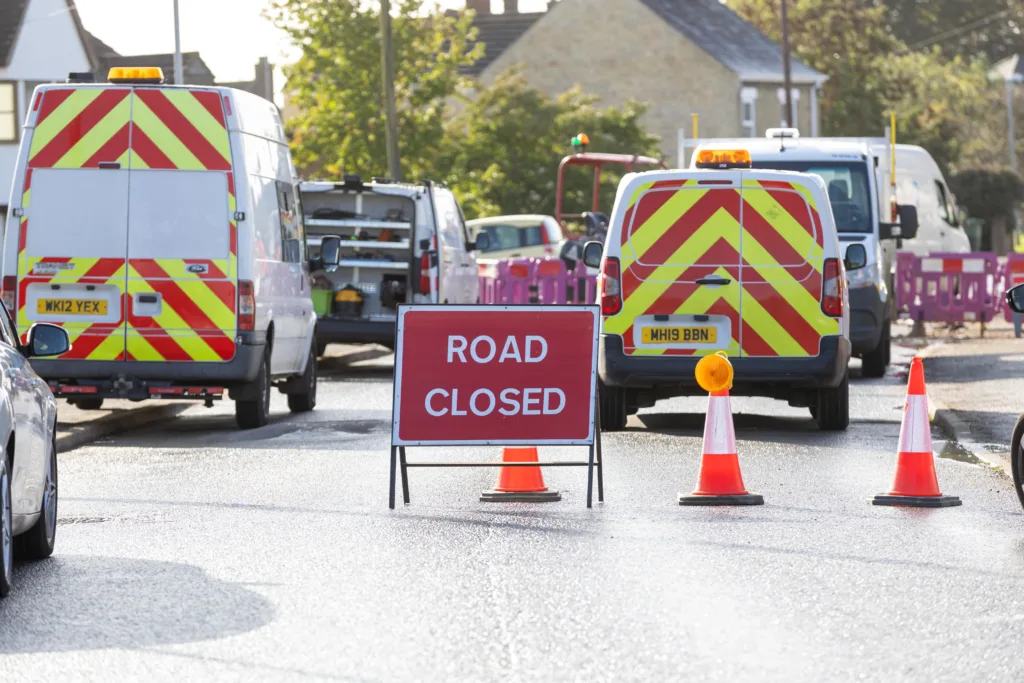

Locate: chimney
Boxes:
[466,0,489,14]
[505,0,519,12]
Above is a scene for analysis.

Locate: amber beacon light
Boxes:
[107,67,165,84]
[694,149,752,169]
[695,351,734,394]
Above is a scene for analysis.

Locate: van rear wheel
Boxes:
[71,398,104,411]
[815,373,849,431]
[600,382,627,432]
[236,351,271,430]
[861,321,890,378]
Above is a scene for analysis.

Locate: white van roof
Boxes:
[692,138,932,165]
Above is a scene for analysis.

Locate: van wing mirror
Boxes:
[471,232,490,252]
[318,235,342,267]
[844,244,867,272]
[1008,283,1024,314]
[897,204,919,240]
[24,323,70,358]
[582,241,604,269]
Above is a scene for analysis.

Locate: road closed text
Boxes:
[394,307,598,444]
[424,335,566,417]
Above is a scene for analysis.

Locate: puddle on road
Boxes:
[935,439,983,465]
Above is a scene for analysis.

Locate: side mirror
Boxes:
[844,244,867,271]
[897,204,919,240]
[471,232,491,252]
[559,241,581,268]
[582,241,604,269]
[24,323,69,358]
[319,235,342,266]
[1008,283,1024,314]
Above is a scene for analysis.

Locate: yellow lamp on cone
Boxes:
[695,351,733,393]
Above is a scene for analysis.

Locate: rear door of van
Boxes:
[18,86,237,364]
[605,172,838,358]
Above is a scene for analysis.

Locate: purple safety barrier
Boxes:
[1002,253,1024,322]
[478,257,598,306]
[896,251,1002,324]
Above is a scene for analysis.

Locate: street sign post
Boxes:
[390,304,602,508]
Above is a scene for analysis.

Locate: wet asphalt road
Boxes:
[1,346,1023,682]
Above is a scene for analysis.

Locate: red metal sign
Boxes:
[392,305,599,446]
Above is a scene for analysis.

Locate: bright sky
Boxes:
[75,1,551,106]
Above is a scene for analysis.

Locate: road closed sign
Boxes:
[392,305,600,446]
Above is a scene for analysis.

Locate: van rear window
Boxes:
[127,170,229,259]
[750,161,872,233]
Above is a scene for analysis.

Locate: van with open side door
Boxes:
[584,149,865,432]
[1,68,319,429]
[692,131,963,378]
[301,178,487,353]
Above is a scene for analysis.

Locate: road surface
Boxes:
[0,346,1021,682]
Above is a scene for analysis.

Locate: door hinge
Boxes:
[11,208,23,217]
[234,211,246,222]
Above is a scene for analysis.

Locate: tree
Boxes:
[949,168,1024,252]
[866,0,1024,63]
[267,0,481,179]
[443,70,662,219]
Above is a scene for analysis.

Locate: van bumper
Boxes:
[317,316,396,347]
[600,335,850,398]
[848,286,886,355]
[30,338,266,387]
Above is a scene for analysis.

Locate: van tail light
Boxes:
[418,252,431,295]
[598,257,622,316]
[821,258,844,317]
[2,276,16,312]
[541,224,552,256]
[238,280,255,331]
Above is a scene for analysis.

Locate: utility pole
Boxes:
[172,0,183,85]
[381,0,401,181]
[780,0,793,128]
[1007,77,1020,172]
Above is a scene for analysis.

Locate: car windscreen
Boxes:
[749,161,873,233]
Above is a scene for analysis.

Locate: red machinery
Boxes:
[554,133,666,239]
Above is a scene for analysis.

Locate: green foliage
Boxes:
[442,70,662,219]
[728,0,1004,175]
[267,0,482,179]
[949,169,1024,222]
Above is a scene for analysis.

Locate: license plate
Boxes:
[642,326,716,344]
[37,299,107,315]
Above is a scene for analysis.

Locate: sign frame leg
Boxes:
[399,446,410,504]
[389,445,397,509]
[596,396,604,503]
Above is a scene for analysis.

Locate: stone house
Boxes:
[465,0,827,164]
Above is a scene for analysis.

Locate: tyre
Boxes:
[861,321,890,379]
[236,350,271,430]
[71,397,104,411]
[17,432,57,560]
[287,345,317,413]
[1011,414,1024,511]
[316,341,328,358]
[0,459,12,598]
[815,373,850,431]
[600,382,627,432]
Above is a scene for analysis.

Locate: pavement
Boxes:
[3,342,1024,681]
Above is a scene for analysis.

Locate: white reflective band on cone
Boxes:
[702,395,737,455]
[898,394,932,453]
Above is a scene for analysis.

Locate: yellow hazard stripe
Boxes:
[131,97,207,170]
[28,90,103,156]
[161,90,232,162]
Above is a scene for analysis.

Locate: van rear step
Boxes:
[48,382,224,402]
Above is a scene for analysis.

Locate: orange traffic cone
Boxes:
[678,389,764,506]
[480,447,561,503]
[872,357,961,508]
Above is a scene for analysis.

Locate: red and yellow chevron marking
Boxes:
[126,259,236,362]
[28,87,230,171]
[607,177,838,358]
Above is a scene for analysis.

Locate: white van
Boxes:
[1,68,318,429]
[301,179,486,352]
[691,132,967,378]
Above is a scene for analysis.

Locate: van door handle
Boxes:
[696,277,731,286]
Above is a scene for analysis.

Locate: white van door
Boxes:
[432,189,472,303]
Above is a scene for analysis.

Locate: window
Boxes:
[0,83,16,142]
[522,225,545,247]
[935,181,957,226]
[480,225,523,252]
[751,161,872,233]
[434,192,466,250]
[277,181,302,263]
[776,87,800,129]
[740,88,757,138]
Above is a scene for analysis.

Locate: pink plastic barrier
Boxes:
[896,252,1003,324]
[479,257,597,305]
[1002,253,1024,321]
